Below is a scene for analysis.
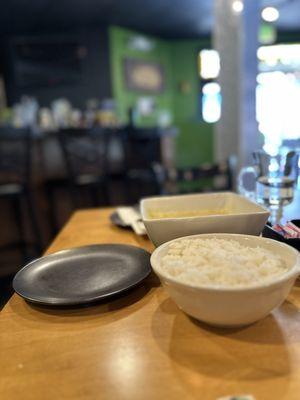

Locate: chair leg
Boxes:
[125,176,135,205]
[11,196,28,263]
[88,182,110,207]
[25,191,43,255]
[45,184,59,236]
[89,185,99,207]
[102,181,110,205]
[69,183,81,209]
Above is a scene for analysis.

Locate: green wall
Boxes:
[169,40,213,166]
[109,26,214,165]
[109,26,173,126]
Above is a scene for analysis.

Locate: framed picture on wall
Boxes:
[123,58,165,93]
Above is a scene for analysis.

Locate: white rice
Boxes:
[161,238,288,288]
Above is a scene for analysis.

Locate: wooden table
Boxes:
[1,208,300,400]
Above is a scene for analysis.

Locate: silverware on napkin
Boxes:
[116,207,146,236]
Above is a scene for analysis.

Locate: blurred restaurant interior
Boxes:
[0,0,300,307]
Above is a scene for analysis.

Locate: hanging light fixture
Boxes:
[261,7,279,22]
[232,0,244,13]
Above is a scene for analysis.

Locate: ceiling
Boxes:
[0,0,300,39]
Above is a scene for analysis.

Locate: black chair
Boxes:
[58,127,110,208]
[123,127,162,202]
[152,160,233,195]
[0,127,42,261]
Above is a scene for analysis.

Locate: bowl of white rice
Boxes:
[151,233,300,327]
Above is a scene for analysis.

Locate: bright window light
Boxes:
[199,50,220,79]
[261,7,279,22]
[232,0,244,13]
[256,71,300,150]
[257,44,300,154]
[258,44,300,71]
[202,83,221,123]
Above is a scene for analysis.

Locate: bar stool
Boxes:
[123,126,162,203]
[58,127,110,208]
[0,127,43,261]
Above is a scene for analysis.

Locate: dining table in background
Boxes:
[1,207,300,400]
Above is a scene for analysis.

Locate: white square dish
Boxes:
[140,192,270,246]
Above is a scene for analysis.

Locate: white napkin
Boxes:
[117,207,146,236]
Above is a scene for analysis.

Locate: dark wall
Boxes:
[2,27,111,108]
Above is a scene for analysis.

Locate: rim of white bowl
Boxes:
[150,233,300,292]
[140,193,269,222]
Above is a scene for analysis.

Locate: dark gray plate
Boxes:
[13,244,151,306]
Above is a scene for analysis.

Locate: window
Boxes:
[198,44,300,153]
[257,44,300,154]
[202,82,221,123]
[198,49,221,123]
[199,49,220,80]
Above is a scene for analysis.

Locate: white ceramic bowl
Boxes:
[141,192,269,247]
[151,233,300,327]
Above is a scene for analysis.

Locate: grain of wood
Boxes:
[1,208,300,400]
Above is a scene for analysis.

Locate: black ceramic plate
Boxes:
[13,244,151,306]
